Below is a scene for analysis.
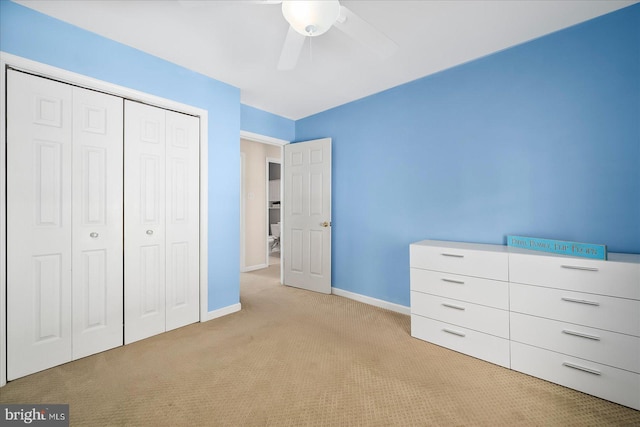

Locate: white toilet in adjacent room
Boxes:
[270,222,280,253]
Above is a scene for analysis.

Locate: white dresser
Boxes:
[410,240,510,368]
[410,239,640,410]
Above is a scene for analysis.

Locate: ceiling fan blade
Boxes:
[333,5,398,59]
[278,26,306,70]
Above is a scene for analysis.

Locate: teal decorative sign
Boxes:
[507,236,607,260]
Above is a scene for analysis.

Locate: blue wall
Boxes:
[0,0,241,311]
[296,5,640,307]
[241,104,295,142]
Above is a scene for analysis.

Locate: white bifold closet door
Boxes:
[7,70,124,380]
[124,100,200,344]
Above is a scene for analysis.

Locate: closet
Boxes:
[6,70,200,380]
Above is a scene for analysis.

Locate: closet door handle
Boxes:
[561,265,599,272]
[89,232,99,238]
[562,329,601,341]
[442,328,465,337]
[441,278,465,284]
[561,297,600,306]
[146,229,154,236]
[562,362,601,376]
[441,253,464,258]
[442,303,465,311]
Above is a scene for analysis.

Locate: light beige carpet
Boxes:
[2,264,639,426]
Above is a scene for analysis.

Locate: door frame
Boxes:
[239,131,288,284]
[0,52,210,387]
[240,152,247,271]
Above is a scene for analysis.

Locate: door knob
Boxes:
[321,221,331,228]
[146,229,154,235]
[90,232,99,238]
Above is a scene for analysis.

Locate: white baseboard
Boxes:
[241,263,268,273]
[331,287,410,315]
[202,303,242,322]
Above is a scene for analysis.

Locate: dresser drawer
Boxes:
[510,283,640,337]
[410,241,508,281]
[411,291,509,338]
[509,251,640,300]
[410,268,508,310]
[510,312,640,373]
[511,342,640,410]
[411,315,510,368]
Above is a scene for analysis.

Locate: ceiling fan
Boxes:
[258,0,398,70]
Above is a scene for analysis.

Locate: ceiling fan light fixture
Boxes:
[282,0,340,37]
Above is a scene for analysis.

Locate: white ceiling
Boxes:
[14,0,638,120]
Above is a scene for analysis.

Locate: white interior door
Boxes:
[165,110,200,331]
[124,100,167,344]
[7,70,74,380]
[283,138,332,294]
[71,86,124,359]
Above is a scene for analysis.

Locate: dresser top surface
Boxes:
[507,246,640,264]
[411,239,640,264]
[411,239,510,253]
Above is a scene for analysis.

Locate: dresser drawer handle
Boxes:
[562,362,601,376]
[442,328,466,337]
[442,303,465,311]
[561,265,599,272]
[441,278,465,284]
[441,253,464,258]
[561,297,600,306]
[562,329,601,341]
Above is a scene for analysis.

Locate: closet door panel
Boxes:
[7,70,73,380]
[124,101,166,344]
[72,87,124,359]
[165,111,200,331]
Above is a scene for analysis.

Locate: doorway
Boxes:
[267,158,281,267]
[239,132,287,282]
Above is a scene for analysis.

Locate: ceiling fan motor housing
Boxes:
[282,0,341,37]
